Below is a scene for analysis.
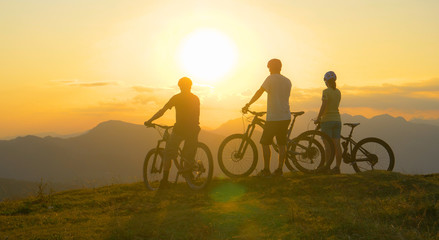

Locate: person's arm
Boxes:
[145,97,174,126]
[144,107,167,126]
[315,98,328,124]
[242,87,265,113]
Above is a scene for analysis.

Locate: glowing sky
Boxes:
[1,0,439,138]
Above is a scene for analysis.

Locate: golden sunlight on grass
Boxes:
[210,182,246,203]
[1,172,439,239]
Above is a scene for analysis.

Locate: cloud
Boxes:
[54,79,116,87]
[59,78,439,127]
[339,79,439,110]
[342,78,439,99]
[132,94,161,105]
[292,78,439,119]
[192,84,215,94]
[72,101,135,114]
[132,85,173,93]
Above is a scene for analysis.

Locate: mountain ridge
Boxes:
[1,114,439,200]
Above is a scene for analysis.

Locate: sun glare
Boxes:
[178,28,238,84]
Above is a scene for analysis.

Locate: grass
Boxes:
[1,171,439,239]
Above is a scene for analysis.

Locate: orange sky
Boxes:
[1,0,439,138]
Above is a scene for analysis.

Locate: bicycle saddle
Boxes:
[254,111,266,117]
[344,123,360,128]
[291,111,305,116]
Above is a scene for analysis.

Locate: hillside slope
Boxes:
[1,172,438,239]
[0,120,223,185]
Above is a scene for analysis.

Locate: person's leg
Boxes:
[320,122,332,170]
[262,144,271,171]
[333,138,342,169]
[321,139,332,169]
[181,128,200,169]
[274,120,290,171]
[163,132,183,181]
[277,144,286,169]
[332,121,342,170]
[260,122,275,173]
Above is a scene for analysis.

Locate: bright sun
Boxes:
[178,28,237,84]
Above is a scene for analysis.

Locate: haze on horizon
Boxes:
[1,0,439,138]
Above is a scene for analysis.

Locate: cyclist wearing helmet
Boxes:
[315,71,342,174]
[145,77,200,189]
[242,59,292,177]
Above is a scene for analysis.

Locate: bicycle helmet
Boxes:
[324,71,336,81]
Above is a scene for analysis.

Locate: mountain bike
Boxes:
[217,110,334,177]
[329,123,395,172]
[143,123,213,190]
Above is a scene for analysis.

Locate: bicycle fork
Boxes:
[237,125,256,159]
[151,141,165,174]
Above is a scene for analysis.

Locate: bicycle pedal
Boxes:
[288,150,300,155]
[343,159,351,164]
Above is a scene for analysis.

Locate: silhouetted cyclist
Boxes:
[314,71,342,174]
[145,77,200,189]
[242,59,292,177]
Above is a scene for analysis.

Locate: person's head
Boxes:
[267,58,282,74]
[324,71,337,89]
[178,77,192,93]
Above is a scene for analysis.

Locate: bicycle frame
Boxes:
[341,125,374,164]
[238,110,304,156]
[148,125,188,182]
[244,110,303,138]
[149,128,170,175]
[236,113,265,158]
[340,122,357,161]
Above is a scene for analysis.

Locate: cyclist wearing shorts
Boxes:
[242,59,292,177]
[315,71,342,174]
[145,77,200,189]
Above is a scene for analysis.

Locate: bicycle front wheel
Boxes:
[143,148,164,191]
[288,136,325,173]
[185,142,214,190]
[218,134,258,178]
[351,137,395,172]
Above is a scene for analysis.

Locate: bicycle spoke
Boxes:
[223,139,254,174]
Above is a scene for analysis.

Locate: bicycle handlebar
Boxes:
[244,109,266,117]
[144,122,173,130]
[245,110,305,118]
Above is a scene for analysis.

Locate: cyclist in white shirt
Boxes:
[242,59,292,177]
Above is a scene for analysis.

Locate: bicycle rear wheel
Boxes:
[143,148,164,191]
[288,136,325,173]
[299,130,335,171]
[185,142,214,190]
[218,134,258,178]
[351,137,395,172]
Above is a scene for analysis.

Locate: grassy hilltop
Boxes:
[1,171,439,240]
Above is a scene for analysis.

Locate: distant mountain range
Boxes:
[1,114,439,200]
[410,118,439,127]
[0,120,224,200]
